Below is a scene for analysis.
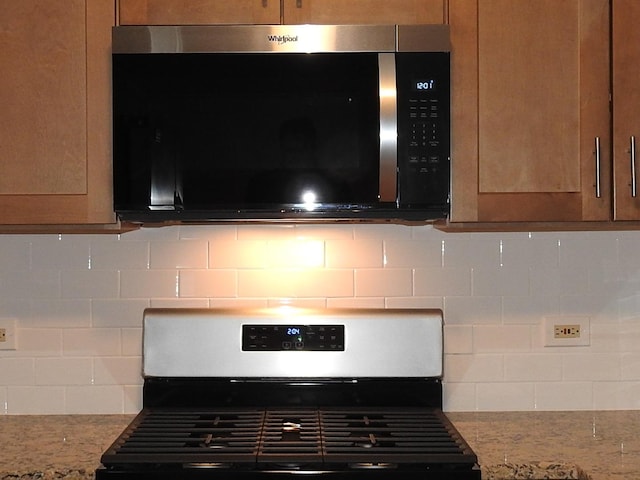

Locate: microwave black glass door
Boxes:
[113,53,380,212]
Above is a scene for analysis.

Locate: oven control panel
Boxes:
[242,325,345,351]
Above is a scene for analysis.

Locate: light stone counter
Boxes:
[1,411,639,479]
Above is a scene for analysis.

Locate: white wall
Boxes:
[0,224,639,414]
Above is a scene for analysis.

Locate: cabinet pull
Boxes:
[594,136,602,198]
[631,135,637,198]
[296,0,302,7]
[262,0,267,6]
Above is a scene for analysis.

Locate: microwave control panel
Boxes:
[397,52,450,208]
[242,324,345,351]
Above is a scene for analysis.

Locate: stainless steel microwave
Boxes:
[112,24,450,223]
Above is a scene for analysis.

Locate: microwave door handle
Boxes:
[378,53,398,203]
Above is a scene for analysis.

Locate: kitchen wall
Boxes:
[0,224,639,414]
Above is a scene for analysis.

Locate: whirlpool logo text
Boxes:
[267,34,299,45]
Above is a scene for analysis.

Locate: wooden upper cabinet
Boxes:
[449,0,611,223]
[0,0,115,225]
[613,0,640,220]
[118,0,281,25]
[118,0,445,25]
[283,0,446,24]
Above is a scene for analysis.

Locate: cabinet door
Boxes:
[283,0,446,24]
[449,0,610,222]
[119,0,281,25]
[0,0,115,225]
[613,0,640,220]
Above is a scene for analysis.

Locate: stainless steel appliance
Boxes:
[112,25,450,223]
[96,308,480,479]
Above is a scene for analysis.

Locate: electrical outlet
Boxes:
[554,324,581,338]
[543,316,589,347]
[0,319,17,350]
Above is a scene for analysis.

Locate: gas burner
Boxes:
[282,421,302,432]
[355,434,378,448]
[200,433,229,449]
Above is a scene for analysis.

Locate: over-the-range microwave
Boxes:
[112,24,450,224]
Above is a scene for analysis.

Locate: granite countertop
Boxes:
[1,411,639,479]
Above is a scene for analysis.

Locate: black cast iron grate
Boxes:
[100,407,476,467]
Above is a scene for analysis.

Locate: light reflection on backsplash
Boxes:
[1,224,640,414]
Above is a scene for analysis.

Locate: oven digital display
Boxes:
[242,324,345,351]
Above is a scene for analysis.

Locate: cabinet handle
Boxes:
[594,136,602,198]
[296,0,302,7]
[631,135,637,198]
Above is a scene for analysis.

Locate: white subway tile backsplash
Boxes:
[354,268,412,297]
[444,354,504,383]
[121,328,143,356]
[383,239,442,268]
[13,329,62,357]
[90,238,150,270]
[443,325,473,354]
[326,239,382,268]
[592,381,640,410]
[558,294,619,323]
[94,357,143,385]
[385,296,443,309]
[0,236,31,270]
[210,239,268,269]
[558,231,619,269]
[31,235,91,270]
[476,382,536,411]
[562,353,622,381]
[622,353,640,381]
[124,385,143,414]
[179,269,237,298]
[62,270,119,299]
[150,240,209,269]
[414,266,471,297]
[0,358,35,385]
[443,296,502,325]
[0,388,6,414]
[502,295,559,324]
[120,270,179,298]
[535,381,593,410]
[295,269,355,298]
[62,328,121,356]
[8,386,66,414]
[472,266,530,297]
[0,270,60,299]
[500,234,560,268]
[529,266,589,296]
[473,325,532,353]
[442,382,476,411]
[35,357,92,385]
[66,385,124,413]
[92,299,149,328]
[504,354,562,382]
[2,226,640,413]
[28,300,92,328]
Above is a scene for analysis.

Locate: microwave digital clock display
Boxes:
[414,79,436,91]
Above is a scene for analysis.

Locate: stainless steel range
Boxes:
[96,308,480,479]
